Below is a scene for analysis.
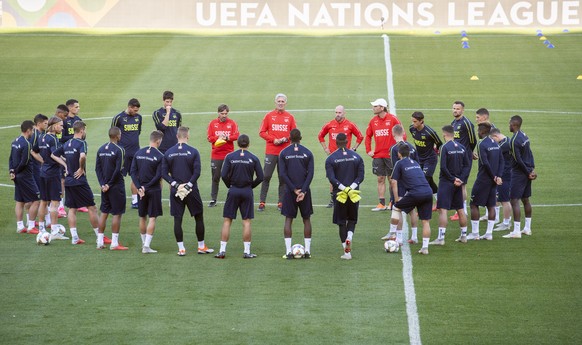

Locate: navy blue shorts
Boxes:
[395,193,433,220]
[419,156,438,177]
[497,172,511,202]
[437,181,464,210]
[32,170,41,191]
[14,174,40,203]
[122,154,134,177]
[100,183,126,215]
[470,180,497,207]
[65,184,96,209]
[170,186,203,217]
[281,189,313,219]
[332,196,359,225]
[223,187,254,220]
[40,175,62,202]
[138,188,163,218]
[510,171,532,200]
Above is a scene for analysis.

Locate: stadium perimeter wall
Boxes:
[1,0,580,30]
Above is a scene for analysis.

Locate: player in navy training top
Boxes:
[215,134,263,259]
[325,133,365,260]
[37,116,67,236]
[475,108,498,222]
[469,122,504,240]
[490,128,513,231]
[25,114,47,230]
[385,124,419,244]
[390,145,433,255]
[451,101,477,220]
[29,114,47,196]
[152,90,181,153]
[409,111,442,196]
[435,125,471,244]
[95,126,126,249]
[52,121,101,246]
[131,130,165,254]
[111,98,142,209]
[278,129,315,259]
[61,99,82,143]
[504,115,536,238]
[162,126,213,256]
[10,120,40,234]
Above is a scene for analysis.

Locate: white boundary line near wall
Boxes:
[381,35,422,345]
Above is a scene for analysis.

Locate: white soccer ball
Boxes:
[51,224,66,237]
[384,240,399,253]
[291,244,305,259]
[36,231,51,245]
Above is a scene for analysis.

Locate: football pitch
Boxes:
[1,30,581,344]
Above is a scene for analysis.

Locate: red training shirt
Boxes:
[258,109,297,156]
[318,118,364,152]
[207,117,240,160]
[364,113,404,158]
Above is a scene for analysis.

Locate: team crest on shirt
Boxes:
[227,124,232,129]
[284,118,289,123]
[343,126,349,131]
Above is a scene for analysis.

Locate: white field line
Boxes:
[0,183,582,209]
[0,183,578,209]
[382,34,421,345]
[2,108,580,131]
[382,34,397,115]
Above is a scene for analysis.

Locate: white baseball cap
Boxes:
[370,98,388,107]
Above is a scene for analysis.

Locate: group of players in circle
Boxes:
[9,92,535,258]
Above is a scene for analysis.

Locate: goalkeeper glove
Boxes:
[347,189,361,203]
[175,183,193,200]
[336,190,348,204]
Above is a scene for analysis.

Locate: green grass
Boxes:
[0,30,581,344]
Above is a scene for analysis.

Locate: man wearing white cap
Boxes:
[364,98,404,211]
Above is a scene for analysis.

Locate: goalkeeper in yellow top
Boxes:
[325,133,365,260]
[162,126,214,256]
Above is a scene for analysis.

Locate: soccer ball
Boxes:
[36,231,51,245]
[384,240,399,253]
[291,244,305,259]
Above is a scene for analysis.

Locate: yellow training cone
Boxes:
[470,75,479,81]
[539,36,547,40]
[461,37,469,41]
[577,75,582,80]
